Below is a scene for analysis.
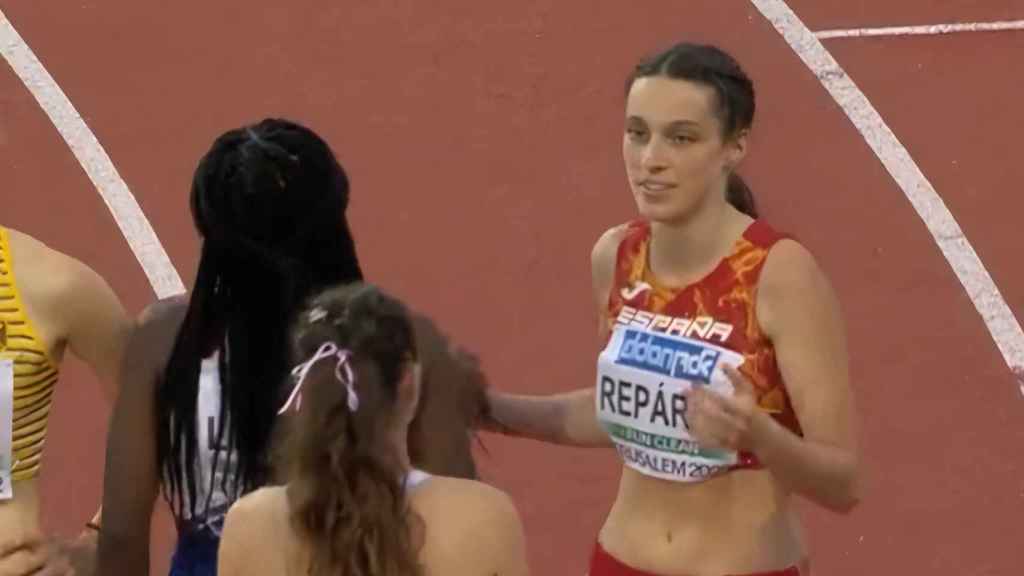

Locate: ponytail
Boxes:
[726,172,758,218]
[282,361,422,576]
[274,284,423,576]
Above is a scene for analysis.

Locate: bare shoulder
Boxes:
[129,295,188,354]
[138,294,189,328]
[419,476,517,513]
[6,228,127,313]
[415,477,527,574]
[591,222,630,301]
[760,239,834,297]
[222,486,291,549]
[4,228,132,353]
[758,239,843,336]
[226,486,289,526]
[6,228,88,294]
[590,222,629,271]
[122,295,190,389]
[220,487,291,575]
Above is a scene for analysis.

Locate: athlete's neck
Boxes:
[648,199,752,288]
[387,423,413,476]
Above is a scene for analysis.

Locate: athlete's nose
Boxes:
[641,137,670,172]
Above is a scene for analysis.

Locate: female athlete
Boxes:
[216,283,528,576]
[481,42,861,576]
[94,119,489,576]
[0,226,132,576]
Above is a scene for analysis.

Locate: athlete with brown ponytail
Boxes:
[217,283,528,576]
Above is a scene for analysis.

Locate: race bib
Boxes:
[596,325,745,483]
[0,355,14,499]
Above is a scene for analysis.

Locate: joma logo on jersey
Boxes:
[616,305,733,344]
[616,329,721,383]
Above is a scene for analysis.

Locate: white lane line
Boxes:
[0,8,184,299]
[750,0,1024,395]
[816,19,1024,40]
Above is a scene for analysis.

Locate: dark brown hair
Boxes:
[274,283,423,576]
[626,42,758,218]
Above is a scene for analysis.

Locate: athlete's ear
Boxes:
[398,360,422,425]
[725,128,749,172]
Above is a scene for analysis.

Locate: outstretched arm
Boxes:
[479,225,626,448]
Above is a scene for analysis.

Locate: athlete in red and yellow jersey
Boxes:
[481,41,860,576]
[603,217,804,472]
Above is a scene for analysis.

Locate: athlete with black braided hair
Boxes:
[93,119,488,576]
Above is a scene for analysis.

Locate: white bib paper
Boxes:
[0,356,14,500]
[596,324,745,483]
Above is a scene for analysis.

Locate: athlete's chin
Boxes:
[635,200,689,223]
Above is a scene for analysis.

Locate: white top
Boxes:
[178,354,241,531]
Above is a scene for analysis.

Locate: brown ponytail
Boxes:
[273,283,423,576]
[726,172,758,218]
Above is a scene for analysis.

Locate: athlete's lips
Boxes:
[637,179,676,191]
[636,179,676,201]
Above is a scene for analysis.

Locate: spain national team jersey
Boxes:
[596,219,803,482]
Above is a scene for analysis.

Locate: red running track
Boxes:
[2,1,1022,574]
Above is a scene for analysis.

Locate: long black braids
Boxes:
[156,118,364,520]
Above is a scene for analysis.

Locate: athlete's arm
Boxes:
[38,252,133,562]
[480,226,624,447]
[95,298,185,576]
[58,258,134,402]
[747,240,861,513]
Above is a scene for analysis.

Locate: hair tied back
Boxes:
[279,341,359,415]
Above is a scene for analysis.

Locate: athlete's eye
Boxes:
[625,127,648,142]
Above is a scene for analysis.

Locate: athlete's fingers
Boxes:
[0,531,46,576]
[723,365,756,399]
[30,555,73,576]
[0,531,44,558]
[698,367,758,424]
[688,385,733,416]
[0,542,47,576]
[688,388,744,449]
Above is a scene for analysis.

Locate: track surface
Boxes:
[2,1,1022,574]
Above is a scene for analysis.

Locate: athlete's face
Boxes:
[622,77,746,223]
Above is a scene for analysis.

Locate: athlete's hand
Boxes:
[0,532,76,576]
[685,365,763,452]
[60,530,98,576]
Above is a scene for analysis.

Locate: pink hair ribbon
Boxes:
[278,341,359,414]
